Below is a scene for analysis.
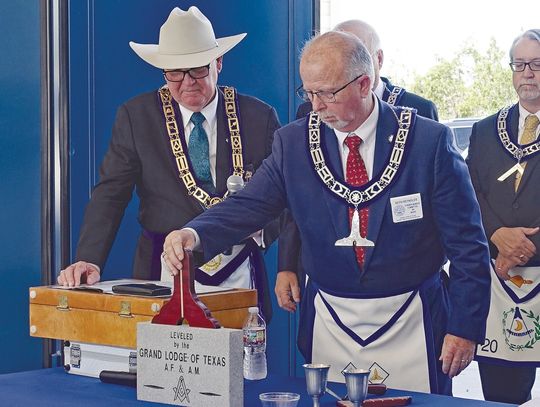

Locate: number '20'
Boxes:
[481,338,498,353]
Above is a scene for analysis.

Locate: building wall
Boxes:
[0,1,43,373]
[0,0,312,375]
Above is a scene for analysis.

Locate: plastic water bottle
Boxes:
[243,306,267,380]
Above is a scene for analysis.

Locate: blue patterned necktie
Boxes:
[188,112,214,193]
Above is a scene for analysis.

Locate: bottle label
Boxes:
[243,328,265,346]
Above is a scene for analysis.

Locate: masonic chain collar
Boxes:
[308,108,414,247]
[386,86,403,106]
[158,86,245,209]
[496,106,540,182]
[308,108,413,210]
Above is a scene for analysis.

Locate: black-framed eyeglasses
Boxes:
[509,60,540,72]
[296,74,365,103]
[163,64,210,82]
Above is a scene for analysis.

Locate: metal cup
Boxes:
[303,363,330,407]
[342,368,370,407]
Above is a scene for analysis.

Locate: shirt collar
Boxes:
[178,88,219,130]
[373,79,385,99]
[518,103,540,128]
[334,93,379,147]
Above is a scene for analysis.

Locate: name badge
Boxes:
[390,193,423,223]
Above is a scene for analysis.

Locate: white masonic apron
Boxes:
[311,282,435,392]
[475,263,540,367]
[160,243,252,288]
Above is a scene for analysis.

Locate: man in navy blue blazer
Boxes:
[280,20,439,300]
[164,31,490,394]
[295,20,439,121]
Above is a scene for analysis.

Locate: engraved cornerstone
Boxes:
[137,322,243,406]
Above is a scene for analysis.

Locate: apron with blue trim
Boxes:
[307,275,439,392]
[475,263,540,367]
[160,240,268,316]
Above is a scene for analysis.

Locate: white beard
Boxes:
[319,116,350,131]
[517,83,540,101]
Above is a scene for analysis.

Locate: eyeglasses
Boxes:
[509,60,540,72]
[163,64,210,82]
[296,74,365,103]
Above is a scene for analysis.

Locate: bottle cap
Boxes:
[248,306,259,313]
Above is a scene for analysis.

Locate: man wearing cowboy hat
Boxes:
[58,6,280,319]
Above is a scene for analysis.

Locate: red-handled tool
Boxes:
[152,250,220,328]
[337,396,412,407]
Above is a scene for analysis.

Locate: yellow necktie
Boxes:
[515,114,540,191]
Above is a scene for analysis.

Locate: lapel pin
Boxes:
[388,135,394,142]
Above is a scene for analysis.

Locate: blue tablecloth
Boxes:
[0,368,515,406]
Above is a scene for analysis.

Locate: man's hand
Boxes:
[163,229,196,275]
[58,261,100,287]
[494,253,521,280]
[491,227,538,262]
[275,271,301,312]
[439,334,476,378]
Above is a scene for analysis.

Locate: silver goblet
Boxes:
[342,368,370,407]
[303,363,330,407]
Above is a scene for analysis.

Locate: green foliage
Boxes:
[406,39,517,121]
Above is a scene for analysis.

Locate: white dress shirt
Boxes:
[175,89,260,287]
[373,79,385,100]
[178,89,219,186]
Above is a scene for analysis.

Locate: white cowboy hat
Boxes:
[129,6,246,70]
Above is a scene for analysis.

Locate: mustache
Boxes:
[318,112,333,121]
[518,81,539,87]
[317,114,334,128]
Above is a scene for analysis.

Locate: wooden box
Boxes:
[29,285,256,349]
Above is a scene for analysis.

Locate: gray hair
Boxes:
[300,31,374,83]
[334,19,381,55]
[509,29,540,60]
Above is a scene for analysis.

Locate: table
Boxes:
[0,368,515,406]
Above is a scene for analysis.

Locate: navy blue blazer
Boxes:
[187,99,491,342]
[284,79,439,274]
[380,77,439,121]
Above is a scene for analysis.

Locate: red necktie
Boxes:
[345,134,369,266]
